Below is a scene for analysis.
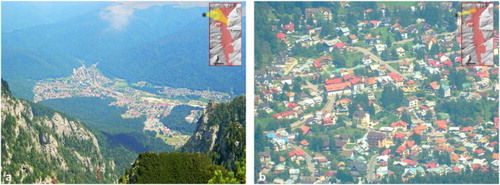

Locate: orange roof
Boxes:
[406,80,415,85]
[435,138,446,144]
[394,132,406,139]
[300,125,311,135]
[324,170,337,176]
[335,42,346,49]
[414,124,427,135]
[396,145,406,153]
[396,107,405,112]
[462,126,473,132]
[406,140,415,148]
[325,78,343,85]
[347,69,354,75]
[435,120,448,130]
[288,150,305,156]
[273,111,296,119]
[279,156,286,162]
[349,77,362,85]
[391,120,408,128]
[476,71,490,78]
[337,98,352,104]
[325,82,351,92]
[450,153,459,162]
[318,158,328,162]
[300,140,309,146]
[493,153,499,160]
[429,81,439,90]
[388,72,403,82]
[435,120,448,125]
[366,77,378,85]
[277,32,287,39]
[314,55,332,63]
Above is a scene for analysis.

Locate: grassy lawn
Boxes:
[331,127,366,140]
[113,78,128,87]
[374,121,390,129]
[371,27,395,43]
[162,134,190,146]
[375,92,382,99]
[346,52,363,68]
[326,66,338,72]
[131,82,145,88]
[114,81,128,87]
[353,41,370,48]
[376,111,400,125]
[389,63,400,71]
[378,2,416,11]
[345,143,356,149]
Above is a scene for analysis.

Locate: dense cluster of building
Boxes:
[256,2,498,184]
[33,64,221,140]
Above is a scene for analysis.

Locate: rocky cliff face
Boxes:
[1,80,115,183]
[180,96,245,171]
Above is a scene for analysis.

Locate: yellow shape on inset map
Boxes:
[207,8,229,25]
[457,8,477,16]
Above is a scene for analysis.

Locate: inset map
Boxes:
[460,3,494,66]
[209,3,242,66]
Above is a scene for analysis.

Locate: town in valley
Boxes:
[255,2,499,184]
[33,63,232,146]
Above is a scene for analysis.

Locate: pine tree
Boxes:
[430,43,440,56]
[283,83,291,92]
[386,37,392,47]
[401,111,412,126]
[368,104,375,117]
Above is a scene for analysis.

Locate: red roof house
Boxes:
[325,82,351,92]
[283,22,295,32]
[288,150,305,157]
[325,78,343,85]
[299,125,311,135]
[391,120,408,128]
[277,32,286,39]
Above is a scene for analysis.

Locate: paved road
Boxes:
[290,114,311,131]
[350,46,402,76]
[366,155,377,182]
[290,144,316,177]
[322,95,336,113]
[302,80,319,92]
[290,95,336,131]
[384,57,416,64]
[284,57,298,75]
[393,37,414,45]
[393,31,456,45]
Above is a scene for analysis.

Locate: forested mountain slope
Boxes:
[1,79,117,183]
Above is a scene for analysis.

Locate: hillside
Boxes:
[180,96,246,171]
[100,17,246,94]
[119,96,246,183]
[1,79,117,183]
[118,152,229,184]
[38,97,174,174]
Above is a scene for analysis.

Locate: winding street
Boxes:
[290,95,336,131]
[290,143,316,177]
[366,155,377,182]
[350,46,402,76]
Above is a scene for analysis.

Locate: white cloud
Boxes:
[169,1,208,9]
[99,1,208,31]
